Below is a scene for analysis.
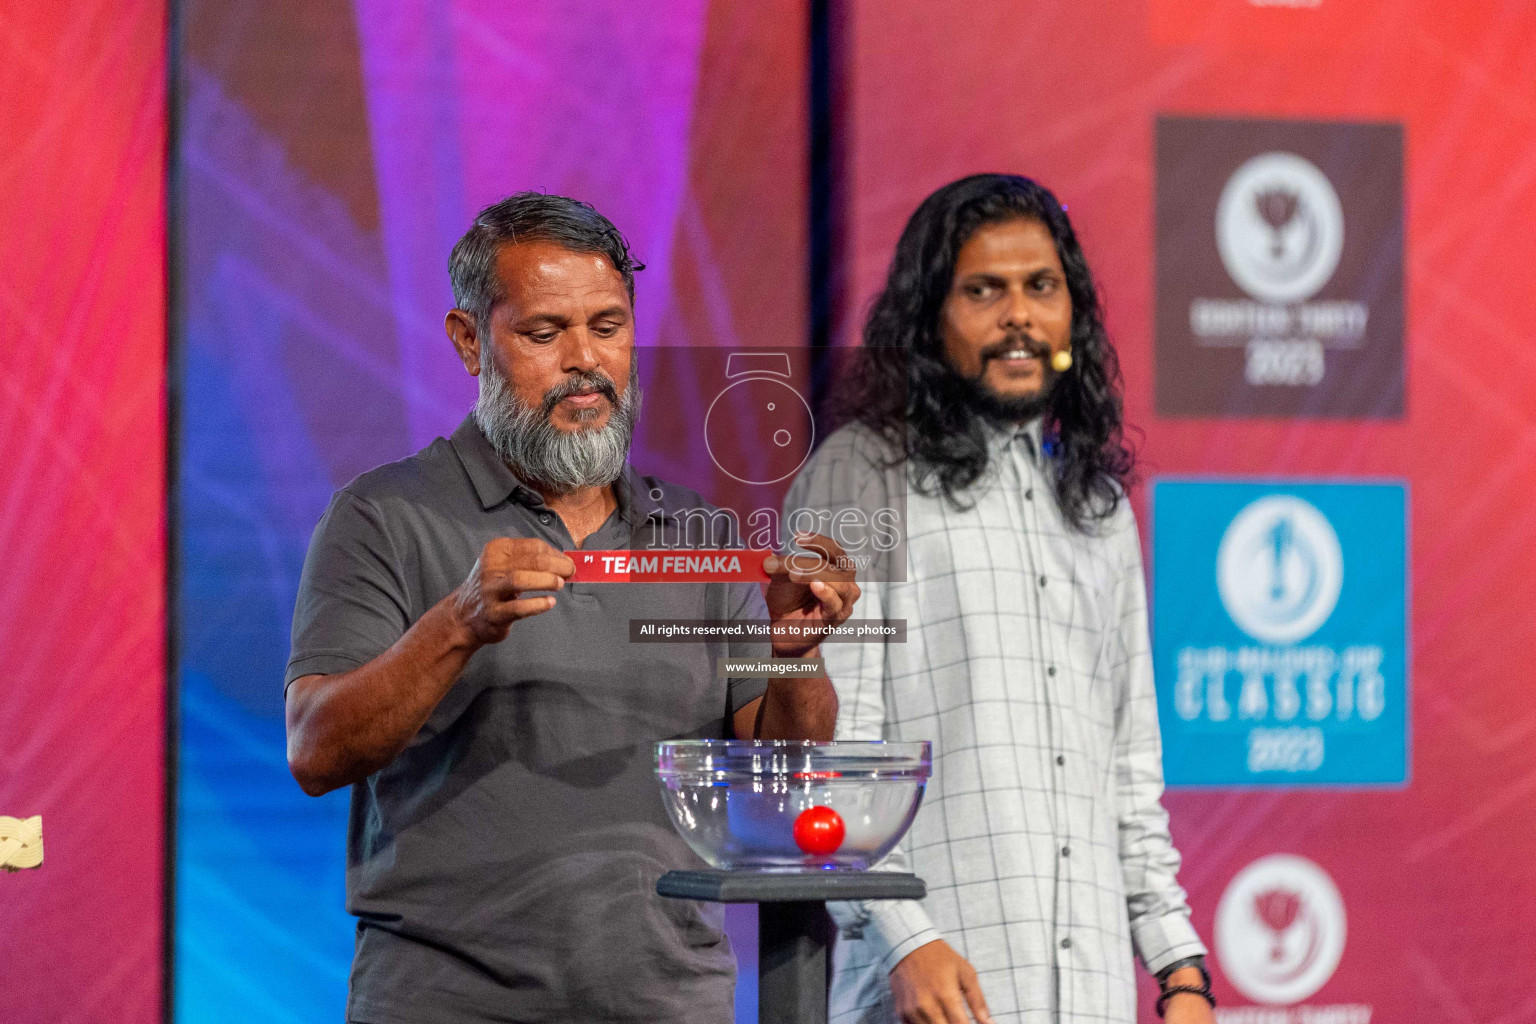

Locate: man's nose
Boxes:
[1000,285,1032,330]
[561,328,601,373]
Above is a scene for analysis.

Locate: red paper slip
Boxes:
[566,549,772,583]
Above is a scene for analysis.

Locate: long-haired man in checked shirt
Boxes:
[784,175,1215,1024]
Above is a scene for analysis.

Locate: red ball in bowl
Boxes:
[792,805,846,856]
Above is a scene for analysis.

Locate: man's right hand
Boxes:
[287,537,575,796]
[889,939,994,1024]
[450,538,574,645]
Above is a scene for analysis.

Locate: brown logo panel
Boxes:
[1155,116,1404,418]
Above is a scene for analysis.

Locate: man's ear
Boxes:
[445,309,481,376]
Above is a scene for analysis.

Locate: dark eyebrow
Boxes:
[588,305,630,321]
[515,313,569,330]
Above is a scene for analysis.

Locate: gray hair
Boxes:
[449,192,643,327]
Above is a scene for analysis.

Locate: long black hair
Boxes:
[834,173,1136,531]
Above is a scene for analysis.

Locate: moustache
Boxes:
[541,371,619,416]
[979,333,1052,366]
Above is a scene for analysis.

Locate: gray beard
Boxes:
[473,354,642,495]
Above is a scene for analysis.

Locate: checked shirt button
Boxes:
[1060,937,1072,950]
[1038,575,1048,588]
[1056,754,1066,766]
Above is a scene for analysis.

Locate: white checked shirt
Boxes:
[784,421,1206,1024]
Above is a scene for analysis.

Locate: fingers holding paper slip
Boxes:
[451,537,575,644]
[763,532,862,658]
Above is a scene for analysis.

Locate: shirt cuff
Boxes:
[1134,911,1209,976]
[829,898,942,975]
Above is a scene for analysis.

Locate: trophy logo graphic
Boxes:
[1217,495,1343,645]
[1254,188,1300,259]
[1254,887,1302,962]
[1216,151,1344,305]
[1216,854,1346,1004]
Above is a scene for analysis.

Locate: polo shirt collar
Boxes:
[614,464,673,528]
[450,415,542,511]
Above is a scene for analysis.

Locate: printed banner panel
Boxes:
[1155,116,1405,417]
[0,1,167,1020]
[843,2,1536,1020]
[1153,481,1407,786]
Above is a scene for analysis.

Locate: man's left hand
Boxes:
[763,533,861,658]
[1160,966,1216,1024]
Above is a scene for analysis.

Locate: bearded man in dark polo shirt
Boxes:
[284,192,859,1024]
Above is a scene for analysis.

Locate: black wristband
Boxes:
[1157,955,1209,986]
[1156,983,1215,1017]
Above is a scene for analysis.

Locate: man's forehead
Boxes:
[957,218,1060,268]
[493,241,628,306]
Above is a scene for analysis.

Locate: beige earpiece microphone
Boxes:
[1050,349,1073,373]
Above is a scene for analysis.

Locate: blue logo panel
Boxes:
[1153,481,1407,786]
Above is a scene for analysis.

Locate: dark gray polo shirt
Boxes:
[287,415,769,1024]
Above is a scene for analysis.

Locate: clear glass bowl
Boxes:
[655,739,931,871]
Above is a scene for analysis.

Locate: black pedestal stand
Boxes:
[657,870,926,1024]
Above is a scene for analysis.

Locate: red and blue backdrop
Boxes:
[3,2,1534,1022]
